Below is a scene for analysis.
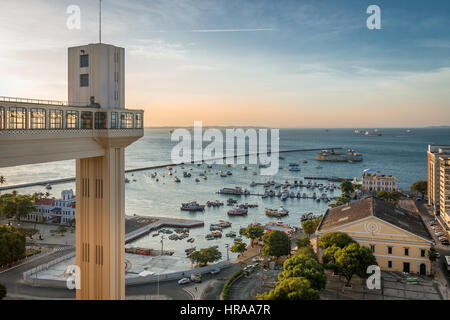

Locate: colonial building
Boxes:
[361,169,398,193]
[26,190,76,225]
[314,197,434,275]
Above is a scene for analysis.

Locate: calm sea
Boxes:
[2,127,450,260]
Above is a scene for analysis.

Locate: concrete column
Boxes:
[76,147,125,300]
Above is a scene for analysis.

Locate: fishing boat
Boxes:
[227,207,248,216]
[187,238,195,243]
[225,231,237,238]
[265,207,289,217]
[242,165,248,170]
[281,192,288,201]
[302,160,308,164]
[365,131,382,137]
[180,201,205,211]
[289,167,300,172]
[173,176,181,183]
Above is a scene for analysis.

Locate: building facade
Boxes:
[26,190,76,225]
[361,169,398,193]
[427,145,450,216]
[314,197,433,275]
[438,156,450,230]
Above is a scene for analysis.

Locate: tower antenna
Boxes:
[99,0,102,43]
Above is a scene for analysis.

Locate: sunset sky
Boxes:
[0,0,449,128]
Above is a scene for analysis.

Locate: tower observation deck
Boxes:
[0,43,144,300]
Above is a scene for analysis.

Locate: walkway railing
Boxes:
[0,96,68,106]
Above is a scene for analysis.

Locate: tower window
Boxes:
[80,74,89,87]
[80,54,89,68]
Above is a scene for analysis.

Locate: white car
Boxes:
[178,277,191,285]
[210,268,221,275]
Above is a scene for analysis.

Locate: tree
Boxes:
[257,277,319,300]
[279,254,327,291]
[376,190,404,206]
[336,194,351,205]
[0,283,6,300]
[318,232,355,250]
[262,230,291,260]
[301,218,321,238]
[54,225,67,236]
[296,237,311,249]
[428,248,438,274]
[243,225,265,247]
[0,225,26,267]
[340,180,355,197]
[0,192,36,222]
[324,242,377,287]
[0,176,5,196]
[411,180,427,200]
[188,247,222,267]
[231,241,247,257]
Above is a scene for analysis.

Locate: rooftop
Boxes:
[317,197,433,241]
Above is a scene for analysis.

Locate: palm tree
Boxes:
[0,176,5,195]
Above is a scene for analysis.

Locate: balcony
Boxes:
[0,96,144,167]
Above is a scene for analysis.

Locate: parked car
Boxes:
[210,268,221,275]
[243,265,254,271]
[178,277,191,285]
[441,240,449,245]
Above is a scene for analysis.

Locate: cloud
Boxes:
[176,64,223,72]
[128,39,187,60]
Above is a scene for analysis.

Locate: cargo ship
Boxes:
[317,149,363,162]
[365,131,382,137]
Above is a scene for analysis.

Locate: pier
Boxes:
[0,147,342,191]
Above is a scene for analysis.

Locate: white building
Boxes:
[361,169,398,193]
[26,190,76,225]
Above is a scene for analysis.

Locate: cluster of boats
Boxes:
[219,170,233,177]
[257,180,337,202]
[205,230,223,240]
[265,207,289,217]
[206,200,224,207]
[288,163,301,172]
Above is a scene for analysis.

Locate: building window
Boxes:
[135,113,143,129]
[388,247,392,254]
[49,110,63,129]
[120,112,133,128]
[95,112,107,129]
[403,262,410,273]
[80,54,89,68]
[80,74,89,87]
[80,111,93,129]
[0,107,4,130]
[388,261,392,268]
[66,111,79,129]
[404,248,409,256]
[7,107,27,129]
[111,112,118,129]
[30,108,46,129]
[421,249,426,257]
[370,245,375,253]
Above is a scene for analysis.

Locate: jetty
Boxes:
[125,215,204,243]
[0,147,342,191]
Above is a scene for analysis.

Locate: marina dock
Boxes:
[125,216,204,244]
[0,147,342,191]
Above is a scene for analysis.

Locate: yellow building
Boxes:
[314,197,434,275]
[361,169,398,193]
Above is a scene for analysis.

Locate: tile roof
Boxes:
[317,197,432,241]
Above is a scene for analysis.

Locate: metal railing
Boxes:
[0,96,68,106]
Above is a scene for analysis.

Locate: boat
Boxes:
[185,247,196,255]
[180,201,205,211]
[365,131,382,137]
[301,212,314,221]
[251,171,257,176]
[225,231,237,238]
[174,177,181,183]
[317,149,363,162]
[152,233,160,237]
[183,171,192,178]
[195,178,200,182]
[289,167,301,172]
[242,165,248,170]
[250,181,257,187]
[227,207,248,216]
[227,171,232,176]
[124,178,130,184]
[187,238,195,243]
[302,160,308,164]
[289,163,299,167]
[219,187,245,195]
[281,192,288,201]
[265,207,289,217]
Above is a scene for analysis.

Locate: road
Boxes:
[415,200,450,298]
